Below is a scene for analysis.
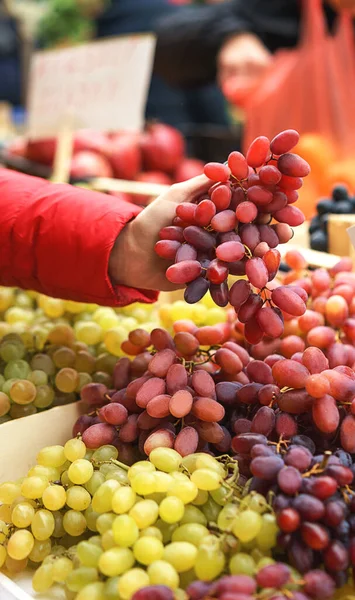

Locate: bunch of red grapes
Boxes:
[155,129,310,343]
[131,568,336,600]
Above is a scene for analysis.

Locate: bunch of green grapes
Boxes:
[0,439,280,599]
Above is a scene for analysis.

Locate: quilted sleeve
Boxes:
[0,169,158,306]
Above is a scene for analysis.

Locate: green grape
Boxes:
[63,510,87,536]
[0,504,12,522]
[64,438,87,462]
[32,563,54,592]
[21,476,48,499]
[167,480,198,504]
[128,461,155,480]
[53,347,76,368]
[66,486,91,511]
[84,506,99,532]
[101,530,115,551]
[0,414,11,424]
[139,526,163,541]
[0,545,7,568]
[37,445,66,468]
[112,514,139,547]
[68,459,94,484]
[28,539,52,563]
[195,455,225,477]
[194,536,225,581]
[88,535,102,547]
[74,351,96,374]
[163,541,197,573]
[243,493,268,514]
[31,509,55,541]
[232,510,263,543]
[256,513,279,551]
[0,341,25,362]
[257,556,275,570]
[147,560,179,589]
[92,445,118,462]
[92,371,112,387]
[159,496,184,524]
[172,523,209,548]
[38,295,65,318]
[133,536,164,565]
[11,502,35,528]
[98,547,135,577]
[76,581,106,600]
[0,520,9,543]
[2,378,17,397]
[55,367,79,393]
[217,503,239,531]
[191,489,209,506]
[118,568,150,600]
[61,470,70,486]
[129,500,159,529]
[5,555,28,573]
[0,481,21,503]
[103,326,126,356]
[155,519,177,544]
[30,369,48,387]
[7,529,34,560]
[74,321,103,346]
[180,505,207,526]
[33,385,55,409]
[77,541,103,567]
[96,513,116,535]
[42,485,66,511]
[191,469,221,491]
[210,485,231,506]
[104,577,120,600]
[66,566,99,592]
[149,448,182,473]
[31,354,55,375]
[92,479,120,513]
[10,380,36,405]
[52,511,66,538]
[4,359,30,380]
[76,372,93,391]
[112,486,136,514]
[10,403,36,419]
[131,472,157,495]
[0,287,14,311]
[85,471,106,496]
[170,472,189,482]
[179,568,196,590]
[153,472,173,493]
[229,552,256,576]
[95,353,117,374]
[201,496,220,523]
[52,556,74,582]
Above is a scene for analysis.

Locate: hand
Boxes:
[218,32,272,97]
[109,175,212,292]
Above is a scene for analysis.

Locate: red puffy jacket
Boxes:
[0,169,158,306]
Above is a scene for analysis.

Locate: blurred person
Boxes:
[0,168,211,304]
[154,0,355,100]
[0,1,22,106]
[93,0,230,130]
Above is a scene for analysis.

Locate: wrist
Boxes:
[108,221,135,287]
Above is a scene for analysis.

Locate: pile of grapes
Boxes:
[156,129,310,344]
[309,184,355,252]
[0,439,338,600]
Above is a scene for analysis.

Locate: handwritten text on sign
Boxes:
[27,34,156,139]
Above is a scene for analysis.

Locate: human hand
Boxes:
[218,33,272,104]
[327,0,355,11]
[109,175,212,292]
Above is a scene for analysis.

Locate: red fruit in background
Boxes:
[108,191,133,203]
[107,132,142,180]
[26,138,57,165]
[174,158,204,182]
[132,171,172,206]
[70,151,113,179]
[73,130,109,155]
[141,123,185,173]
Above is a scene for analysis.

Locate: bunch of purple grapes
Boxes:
[155,129,311,343]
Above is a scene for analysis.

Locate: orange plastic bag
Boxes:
[243,0,355,158]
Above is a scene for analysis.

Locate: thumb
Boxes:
[166,174,213,205]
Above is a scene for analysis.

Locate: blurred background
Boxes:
[1,0,355,254]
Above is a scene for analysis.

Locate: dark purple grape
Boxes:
[323,500,346,527]
[251,444,275,458]
[256,563,291,589]
[183,226,215,250]
[250,456,284,480]
[284,446,313,472]
[215,382,241,406]
[273,494,291,512]
[251,406,276,436]
[291,435,316,454]
[184,277,209,304]
[288,539,314,574]
[324,540,349,572]
[186,581,213,600]
[292,494,325,521]
[277,466,303,495]
[210,282,229,307]
[231,432,267,454]
[131,586,174,600]
[303,570,336,599]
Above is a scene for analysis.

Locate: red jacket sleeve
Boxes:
[0,169,158,306]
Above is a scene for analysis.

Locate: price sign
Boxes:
[27,34,156,140]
